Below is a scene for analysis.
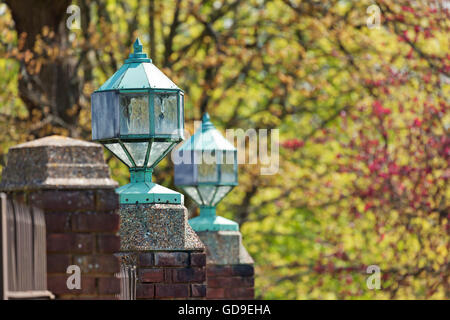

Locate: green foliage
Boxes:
[0,0,448,299]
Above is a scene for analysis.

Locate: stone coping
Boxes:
[0,135,118,191]
[196,230,254,265]
[119,204,204,251]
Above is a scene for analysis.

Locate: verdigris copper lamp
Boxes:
[91,38,184,204]
[174,113,238,231]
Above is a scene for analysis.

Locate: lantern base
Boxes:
[188,206,239,232]
[116,181,184,205]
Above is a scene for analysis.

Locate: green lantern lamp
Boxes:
[91,38,184,204]
[174,113,238,231]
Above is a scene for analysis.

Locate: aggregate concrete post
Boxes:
[118,204,207,299]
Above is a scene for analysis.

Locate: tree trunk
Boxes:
[5,0,81,136]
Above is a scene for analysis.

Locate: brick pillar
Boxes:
[119,204,207,299]
[0,135,121,299]
[196,230,255,299]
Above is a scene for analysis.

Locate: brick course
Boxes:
[155,284,189,298]
[72,211,120,232]
[97,234,121,253]
[154,252,189,267]
[140,269,164,282]
[98,276,121,294]
[190,252,206,267]
[136,283,155,299]
[15,188,121,300]
[206,264,254,300]
[30,190,96,212]
[134,251,207,300]
[172,267,205,283]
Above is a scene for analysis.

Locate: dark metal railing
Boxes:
[0,193,53,300]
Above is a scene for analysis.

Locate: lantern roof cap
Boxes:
[179,113,236,152]
[96,37,180,92]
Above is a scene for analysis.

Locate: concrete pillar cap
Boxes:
[0,135,118,191]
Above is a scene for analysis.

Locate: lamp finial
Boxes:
[125,37,151,63]
[133,38,143,53]
[202,112,215,131]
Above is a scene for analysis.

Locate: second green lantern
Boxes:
[174,113,238,231]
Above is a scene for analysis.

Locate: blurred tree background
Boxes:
[0,0,448,299]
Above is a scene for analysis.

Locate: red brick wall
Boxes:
[207,264,254,299]
[15,189,121,299]
[135,251,207,300]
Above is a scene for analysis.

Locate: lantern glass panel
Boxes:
[197,161,218,183]
[221,164,235,183]
[173,150,195,186]
[91,91,119,140]
[212,186,232,206]
[181,186,202,205]
[147,142,173,168]
[198,186,216,205]
[154,93,178,135]
[119,94,150,135]
[220,151,236,184]
[123,142,148,167]
[105,143,132,167]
